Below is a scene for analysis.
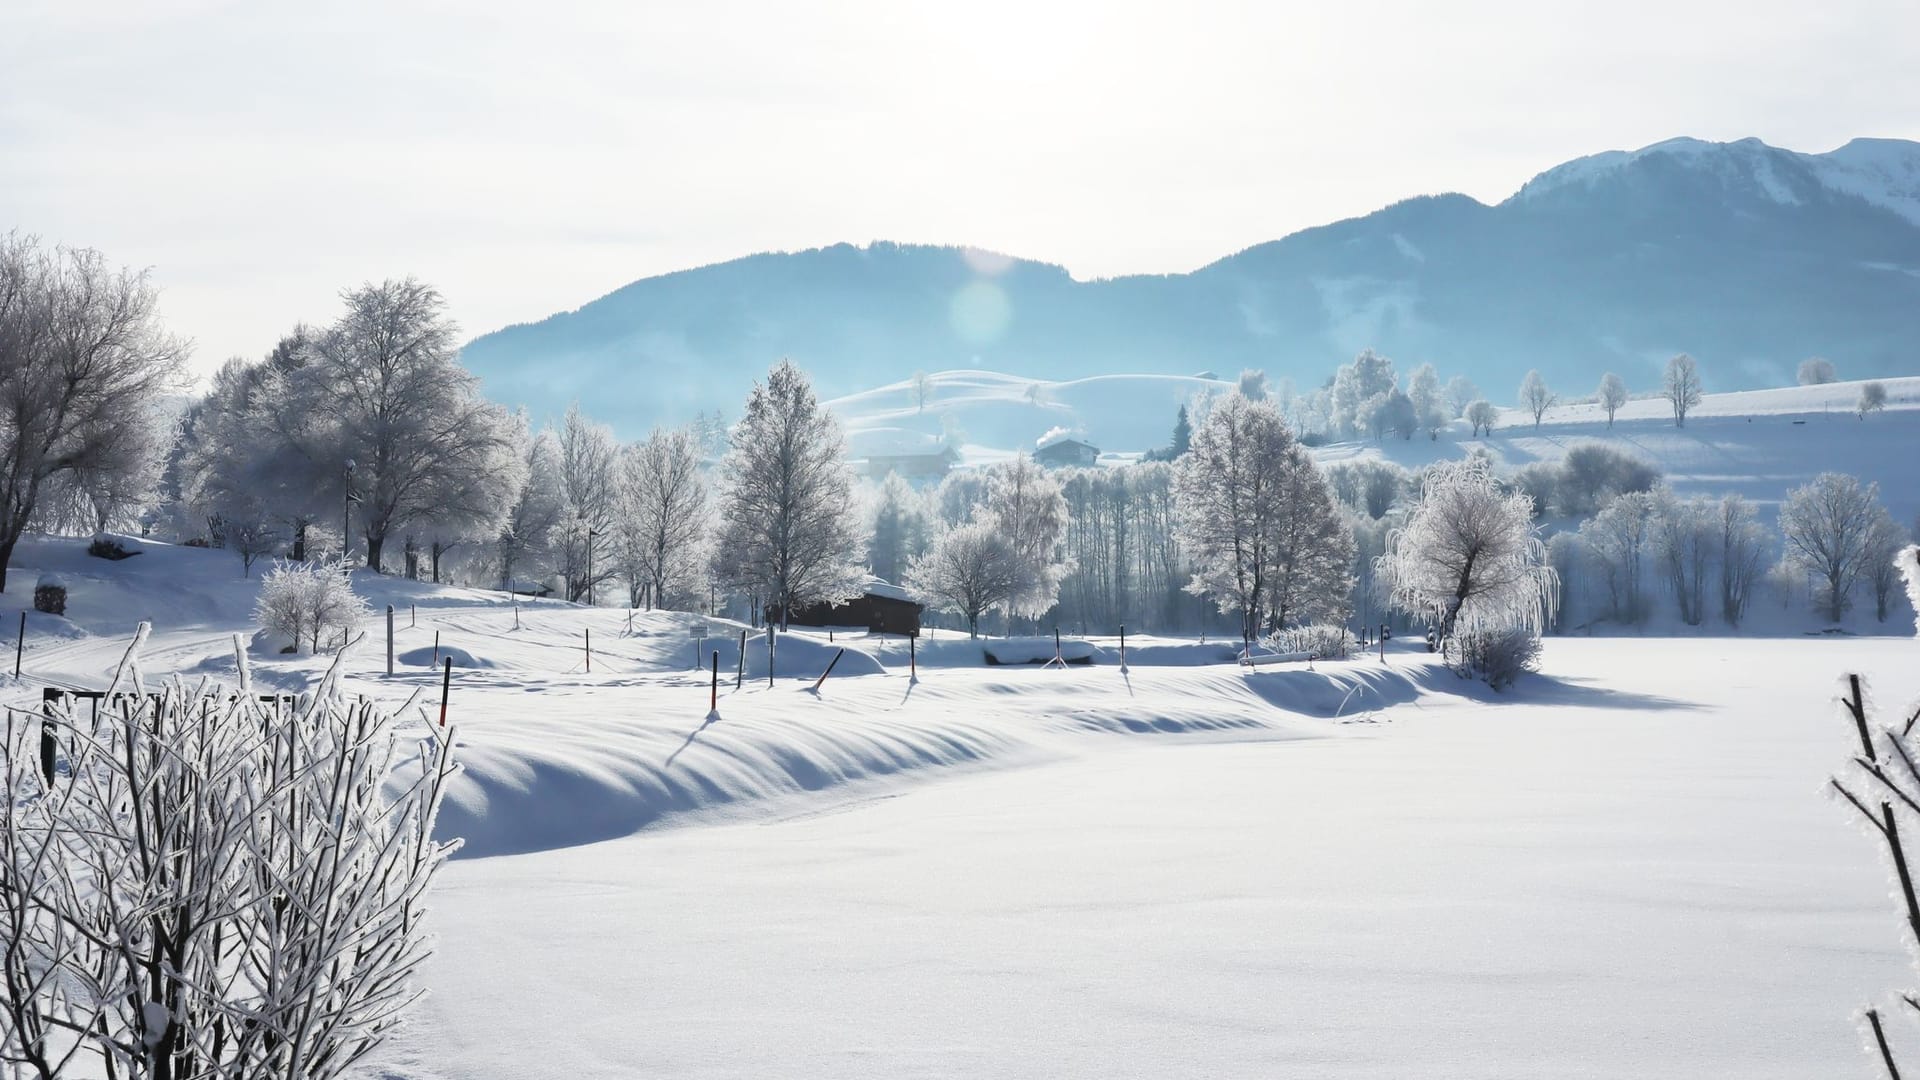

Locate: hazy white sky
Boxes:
[4,0,1917,375]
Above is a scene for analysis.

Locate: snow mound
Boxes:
[398,644,497,670]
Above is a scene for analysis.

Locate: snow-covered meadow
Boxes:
[2,536,1914,1078]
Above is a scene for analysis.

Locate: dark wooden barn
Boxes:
[769,578,923,636]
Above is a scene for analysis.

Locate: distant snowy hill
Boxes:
[833,370,1920,528]
[829,370,1228,468]
[1318,375,1920,527]
[460,136,1920,437]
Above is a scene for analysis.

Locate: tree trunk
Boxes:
[366,532,385,574]
[0,535,14,593]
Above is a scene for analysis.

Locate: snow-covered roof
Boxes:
[1035,427,1095,452]
[862,575,915,603]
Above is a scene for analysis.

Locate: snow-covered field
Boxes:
[3,536,1914,1078]
[372,635,1914,1080]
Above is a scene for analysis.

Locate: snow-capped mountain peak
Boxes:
[1511,135,1920,224]
[1806,137,1920,226]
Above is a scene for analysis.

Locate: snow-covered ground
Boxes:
[5,536,1917,1078]
[369,635,1915,1080]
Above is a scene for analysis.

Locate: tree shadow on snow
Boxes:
[1443,670,1702,712]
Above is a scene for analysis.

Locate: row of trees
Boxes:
[176,284,719,614]
[1550,474,1908,629]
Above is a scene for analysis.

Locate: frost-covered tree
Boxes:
[1864,508,1907,622]
[1652,489,1714,625]
[1859,380,1889,418]
[1582,490,1655,623]
[1466,399,1499,437]
[1444,375,1480,419]
[867,471,934,585]
[713,360,865,627]
[1519,370,1555,431]
[985,455,1070,619]
[1237,368,1269,400]
[1264,448,1355,629]
[1556,442,1660,517]
[1661,353,1703,428]
[1511,463,1560,523]
[1406,363,1440,421]
[228,515,282,578]
[0,632,456,1080]
[0,234,187,589]
[1377,458,1556,656]
[255,559,371,653]
[1331,349,1397,437]
[617,425,709,609]
[1372,389,1419,441]
[1325,459,1409,520]
[1796,357,1836,385]
[1716,494,1770,627]
[908,517,1023,638]
[1779,472,1881,622]
[910,370,933,412]
[1597,372,1629,429]
[226,283,518,573]
[553,404,622,602]
[494,427,565,592]
[180,342,333,560]
[1174,394,1293,643]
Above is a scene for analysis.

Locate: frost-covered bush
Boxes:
[0,631,459,1080]
[86,533,136,560]
[1452,624,1541,690]
[32,574,65,616]
[1829,544,1920,1075]
[1268,622,1354,660]
[1511,462,1560,521]
[1859,380,1888,417]
[1556,443,1660,517]
[255,559,370,653]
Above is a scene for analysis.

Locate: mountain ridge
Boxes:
[461,136,1920,436]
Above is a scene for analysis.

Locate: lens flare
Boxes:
[949,281,1011,344]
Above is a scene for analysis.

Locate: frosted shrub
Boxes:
[255,559,370,653]
[1830,544,1920,1074]
[0,631,460,1079]
[1268,623,1354,660]
[1452,625,1541,690]
[33,574,66,616]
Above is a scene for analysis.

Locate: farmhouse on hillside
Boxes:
[1033,432,1100,469]
[851,429,958,484]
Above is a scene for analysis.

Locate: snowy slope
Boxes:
[1316,375,1920,526]
[0,535,1410,861]
[829,368,1228,466]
